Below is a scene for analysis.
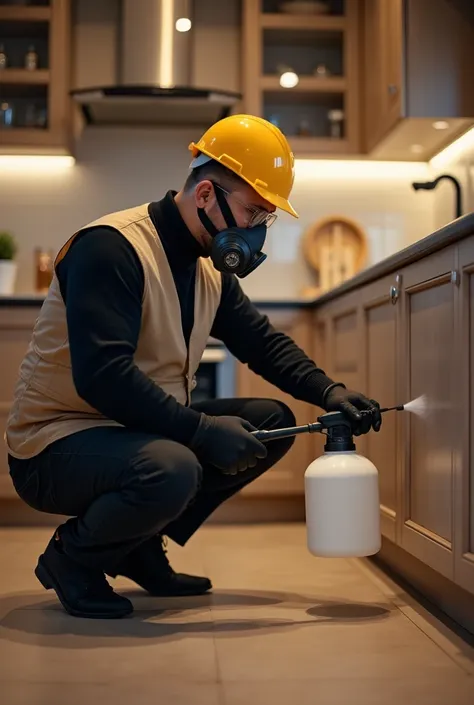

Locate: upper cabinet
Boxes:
[0,0,72,155]
[242,0,363,156]
[362,0,474,161]
[242,0,474,160]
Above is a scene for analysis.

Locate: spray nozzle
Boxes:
[251,405,406,443]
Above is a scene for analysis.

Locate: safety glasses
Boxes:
[213,183,277,229]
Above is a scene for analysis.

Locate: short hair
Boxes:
[184,158,243,193]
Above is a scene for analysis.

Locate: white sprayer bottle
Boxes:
[251,409,387,558]
[304,412,381,557]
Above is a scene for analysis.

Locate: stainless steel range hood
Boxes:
[70,0,242,128]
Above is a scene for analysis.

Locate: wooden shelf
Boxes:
[242,0,361,157]
[0,69,50,85]
[0,5,51,22]
[0,128,52,148]
[260,75,346,93]
[261,13,346,31]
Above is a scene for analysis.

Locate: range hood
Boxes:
[70,0,242,128]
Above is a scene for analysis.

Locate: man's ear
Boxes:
[194,180,214,208]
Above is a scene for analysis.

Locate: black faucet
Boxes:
[412,174,463,219]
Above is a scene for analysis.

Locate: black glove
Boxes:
[323,384,382,435]
[189,415,268,475]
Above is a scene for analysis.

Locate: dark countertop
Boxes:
[2,212,474,310]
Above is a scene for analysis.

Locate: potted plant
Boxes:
[0,230,18,295]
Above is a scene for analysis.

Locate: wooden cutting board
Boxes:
[301,215,368,294]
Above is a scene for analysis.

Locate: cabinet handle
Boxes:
[388,84,398,95]
[390,275,402,304]
[451,270,460,286]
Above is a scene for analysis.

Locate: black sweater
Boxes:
[55,191,336,445]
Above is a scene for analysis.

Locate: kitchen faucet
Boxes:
[411,174,463,219]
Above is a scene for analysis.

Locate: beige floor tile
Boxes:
[0,603,218,684]
[1,523,473,703]
[0,680,224,705]
[222,676,474,705]
[213,602,467,681]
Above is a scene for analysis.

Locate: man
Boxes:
[5,114,381,620]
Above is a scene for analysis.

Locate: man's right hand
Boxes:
[190,415,268,475]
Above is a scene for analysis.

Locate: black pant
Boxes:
[8,397,296,574]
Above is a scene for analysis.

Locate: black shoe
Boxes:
[108,535,212,597]
[35,531,133,619]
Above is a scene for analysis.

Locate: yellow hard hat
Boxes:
[188,114,298,218]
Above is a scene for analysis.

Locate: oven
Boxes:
[191,344,236,403]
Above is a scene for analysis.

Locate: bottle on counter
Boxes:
[24,45,38,70]
[34,248,53,293]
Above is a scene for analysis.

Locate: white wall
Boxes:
[0,0,437,299]
[0,135,435,298]
[431,135,474,232]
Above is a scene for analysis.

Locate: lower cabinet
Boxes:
[455,239,474,594]
[0,307,40,498]
[235,308,315,496]
[398,248,456,582]
[314,240,474,598]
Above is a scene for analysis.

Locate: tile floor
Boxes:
[0,523,473,705]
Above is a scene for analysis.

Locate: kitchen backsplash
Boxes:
[0,127,437,299]
[431,138,474,233]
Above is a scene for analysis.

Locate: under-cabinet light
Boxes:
[429,127,474,169]
[294,159,430,180]
[0,155,75,172]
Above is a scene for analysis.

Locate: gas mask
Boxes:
[197,181,267,278]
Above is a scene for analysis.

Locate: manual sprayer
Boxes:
[251,405,406,559]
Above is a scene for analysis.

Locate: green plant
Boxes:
[0,231,17,260]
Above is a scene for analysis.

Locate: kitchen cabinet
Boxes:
[360,276,400,543]
[398,248,457,581]
[242,0,363,156]
[454,238,474,595]
[235,308,315,495]
[0,306,39,498]
[0,0,72,155]
[313,234,474,599]
[362,0,474,160]
[362,0,403,153]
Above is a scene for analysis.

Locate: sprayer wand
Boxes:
[251,405,405,442]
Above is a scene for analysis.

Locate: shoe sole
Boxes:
[35,557,133,620]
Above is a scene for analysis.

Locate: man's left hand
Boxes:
[324,386,382,435]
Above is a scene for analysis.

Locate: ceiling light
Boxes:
[280,71,299,89]
[432,121,449,130]
[176,17,191,32]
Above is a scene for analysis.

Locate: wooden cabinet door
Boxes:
[398,248,456,580]
[359,275,401,542]
[363,0,403,152]
[312,289,365,459]
[0,307,39,498]
[454,239,474,596]
[235,309,314,496]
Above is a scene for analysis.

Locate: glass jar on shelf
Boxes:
[0,101,15,128]
[24,44,38,70]
[0,43,8,70]
[297,118,312,137]
[327,109,344,138]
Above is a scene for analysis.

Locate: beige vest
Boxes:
[5,203,222,459]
